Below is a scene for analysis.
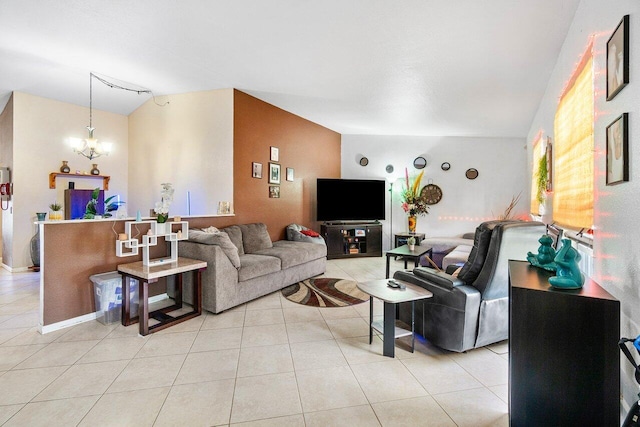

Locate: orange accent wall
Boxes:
[232,90,341,240]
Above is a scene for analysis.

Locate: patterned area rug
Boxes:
[281,278,369,307]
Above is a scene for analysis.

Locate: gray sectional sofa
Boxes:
[178,223,327,313]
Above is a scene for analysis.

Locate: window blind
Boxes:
[553,52,594,229]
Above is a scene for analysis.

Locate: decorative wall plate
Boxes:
[441,162,451,171]
[359,157,369,166]
[413,156,427,169]
[465,168,479,179]
[385,164,394,173]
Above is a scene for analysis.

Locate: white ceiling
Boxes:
[0,0,580,137]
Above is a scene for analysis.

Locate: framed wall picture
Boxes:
[270,146,279,161]
[606,15,629,101]
[269,185,280,198]
[252,162,262,179]
[606,113,628,185]
[286,167,294,182]
[268,162,281,184]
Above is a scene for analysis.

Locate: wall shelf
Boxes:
[49,172,110,190]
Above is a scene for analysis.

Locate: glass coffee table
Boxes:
[385,244,433,278]
[357,278,433,358]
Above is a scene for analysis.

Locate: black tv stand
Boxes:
[321,222,382,259]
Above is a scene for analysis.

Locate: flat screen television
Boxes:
[316,178,386,222]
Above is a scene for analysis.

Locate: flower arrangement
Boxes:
[401,168,428,217]
[154,183,174,223]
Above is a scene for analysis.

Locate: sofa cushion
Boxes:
[413,267,464,290]
[239,223,273,253]
[222,225,245,256]
[254,240,327,269]
[187,229,241,269]
[238,254,281,281]
[442,244,473,270]
[422,237,474,254]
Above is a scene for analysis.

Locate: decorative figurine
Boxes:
[548,238,584,289]
[527,234,557,271]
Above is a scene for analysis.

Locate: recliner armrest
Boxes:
[412,267,464,290]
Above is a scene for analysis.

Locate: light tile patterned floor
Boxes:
[0,257,509,426]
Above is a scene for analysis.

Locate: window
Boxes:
[552,45,594,229]
[529,134,544,214]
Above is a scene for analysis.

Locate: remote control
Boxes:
[387,279,405,289]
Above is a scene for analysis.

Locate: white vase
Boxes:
[155,222,167,235]
[408,244,415,251]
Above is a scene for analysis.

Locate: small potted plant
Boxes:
[49,202,63,220]
[407,236,416,251]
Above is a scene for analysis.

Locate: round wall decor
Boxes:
[413,156,427,169]
[359,157,369,166]
[441,162,451,171]
[385,164,394,174]
[465,168,479,180]
[420,183,443,205]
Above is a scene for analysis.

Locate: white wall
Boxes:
[342,135,528,250]
[11,92,128,269]
[128,89,233,217]
[527,0,640,408]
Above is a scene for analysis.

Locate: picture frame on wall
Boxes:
[270,146,279,162]
[606,15,629,101]
[268,162,281,184]
[286,167,294,182]
[252,162,262,179]
[606,113,628,185]
[269,186,280,198]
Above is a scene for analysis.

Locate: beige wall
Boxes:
[0,95,14,265]
[128,89,234,218]
[9,92,128,269]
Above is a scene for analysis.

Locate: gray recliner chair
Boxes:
[394,220,546,352]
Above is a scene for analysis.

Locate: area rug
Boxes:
[281,278,369,307]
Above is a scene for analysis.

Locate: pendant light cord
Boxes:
[90,72,169,107]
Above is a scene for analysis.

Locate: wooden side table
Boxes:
[384,244,433,278]
[357,279,433,357]
[118,257,207,336]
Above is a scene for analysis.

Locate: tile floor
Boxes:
[0,257,509,426]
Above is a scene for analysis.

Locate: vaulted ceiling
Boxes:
[0,0,580,137]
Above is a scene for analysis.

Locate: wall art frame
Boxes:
[286,167,294,182]
[606,15,629,101]
[269,185,280,198]
[252,162,262,179]
[270,146,279,161]
[606,113,628,185]
[268,162,281,184]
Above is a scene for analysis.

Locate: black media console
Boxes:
[321,222,382,259]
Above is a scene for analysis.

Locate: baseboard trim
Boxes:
[38,293,170,334]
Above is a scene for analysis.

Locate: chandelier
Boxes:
[70,73,162,160]
[71,73,112,160]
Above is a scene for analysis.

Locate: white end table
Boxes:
[357,279,433,357]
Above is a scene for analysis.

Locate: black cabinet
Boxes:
[508,260,620,427]
[321,223,382,259]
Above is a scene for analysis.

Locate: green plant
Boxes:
[536,154,548,204]
[49,202,62,211]
[407,236,416,245]
[84,188,125,219]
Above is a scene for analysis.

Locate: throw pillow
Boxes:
[239,223,273,253]
[187,229,240,269]
[300,229,320,237]
[202,226,220,234]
